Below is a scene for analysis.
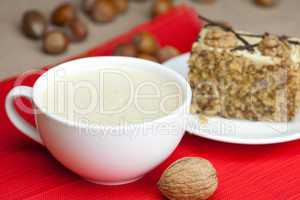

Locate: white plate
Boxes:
[164,53,300,144]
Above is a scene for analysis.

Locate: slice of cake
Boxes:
[188,23,300,122]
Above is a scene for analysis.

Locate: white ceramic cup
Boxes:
[5,56,191,185]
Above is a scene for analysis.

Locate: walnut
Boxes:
[258,34,291,58]
[204,27,238,49]
[158,157,218,200]
[228,58,243,73]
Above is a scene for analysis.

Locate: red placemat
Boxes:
[0,5,300,200]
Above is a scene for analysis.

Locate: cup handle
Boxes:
[5,86,44,145]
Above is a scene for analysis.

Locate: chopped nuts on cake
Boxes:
[188,25,300,122]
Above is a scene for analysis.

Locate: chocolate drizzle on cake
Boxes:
[198,15,300,53]
[199,14,255,52]
[239,32,300,46]
[288,40,300,45]
[231,44,259,52]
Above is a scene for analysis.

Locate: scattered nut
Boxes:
[204,27,238,48]
[258,34,290,58]
[51,3,77,26]
[66,19,88,42]
[91,0,118,22]
[133,32,159,54]
[112,0,129,13]
[42,30,69,54]
[21,10,47,40]
[194,0,216,4]
[82,0,96,13]
[158,157,218,200]
[113,43,138,57]
[152,0,173,18]
[254,0,278,7]
[156,46,180,63]
[138,53,159,62]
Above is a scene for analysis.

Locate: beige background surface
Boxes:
[0,0,299,79]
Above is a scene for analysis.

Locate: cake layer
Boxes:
[188,24,300,122]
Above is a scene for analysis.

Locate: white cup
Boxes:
[5,56,191,185]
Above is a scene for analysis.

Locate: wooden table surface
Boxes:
[0,0,299,79]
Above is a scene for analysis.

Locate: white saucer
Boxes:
[164,53,300,145]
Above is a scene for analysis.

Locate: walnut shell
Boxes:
[158,157,218,200]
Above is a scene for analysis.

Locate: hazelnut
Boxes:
[21,10,47,40]
[158,157,218,200]
[138,53,159,62]
[156,46,180,63]
[51,3,77,26]
[193,0,216,4]
[254,0,278,7]
[42,30,69,55]
[113,43,137,57]
[152,0,173,18]
[112,0,129,13]
[66,19,88,42]
[133,32,159,54]
[82,0,96,13]
[91,0,118,22]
